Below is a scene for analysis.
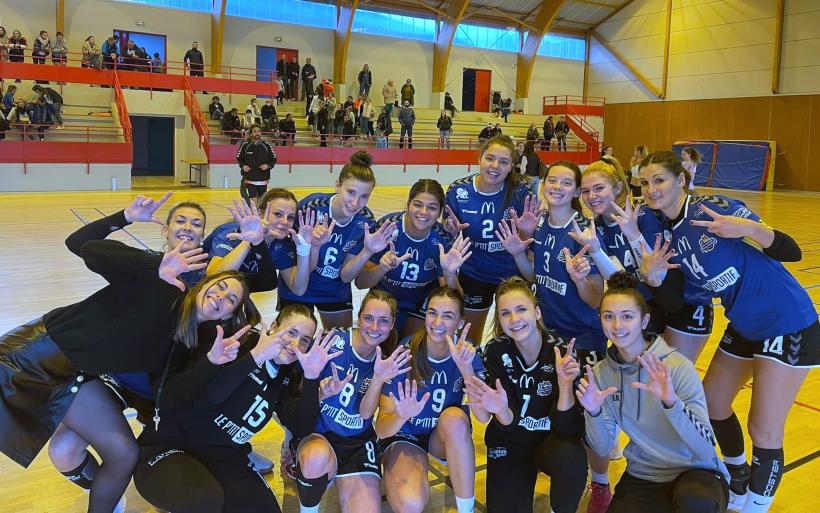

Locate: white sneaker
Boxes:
[248,450,274,474]
[727,490,746,512]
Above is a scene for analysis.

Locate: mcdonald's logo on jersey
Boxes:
[480,202,496,215]
[430,370,449,385]
[346,365,360,383]
[329,233,344,246]
[406,248,420,261]
[518,374,534,389]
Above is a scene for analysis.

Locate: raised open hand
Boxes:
[297,330,345,379]
[465,376,508,415]
[389,379,430,420]
[226,198,265,245]
[632,353,677,407]
[563,245,592,282]
[207,324,252,365]
[575,365,618,415]
[159,245,209,291]
[438,234,472,275]
[567,217,601,253]
[495,219,534,256]
[639,234,680,287]
[310,214,337,248]
[364,221,398,254]
[373,345,412,383]
[443,205,470,237]
[511,194,543,237]
[124,191,172,225]
[609,200,642,242]
[291,207,317,247]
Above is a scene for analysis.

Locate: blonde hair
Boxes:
[583,159,630,209]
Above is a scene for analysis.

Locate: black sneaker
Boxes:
[726,462,751,495]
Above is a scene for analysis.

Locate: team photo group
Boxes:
[0,134,816,513]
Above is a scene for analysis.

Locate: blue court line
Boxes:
[93,208,151,250]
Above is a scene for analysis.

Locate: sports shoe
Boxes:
[280,444,297,480]
[727,490,747,512]
[113,495,126,513]
[726,463,751,512]
[585,482,612,513]
[609,445,623,460]
[248,450,274,475]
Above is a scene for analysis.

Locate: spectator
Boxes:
[209,96,225,121]
[183,41,205,76]
[276,76,285,105]
[542,115,554,150]
[501,97,512,122]
[436,109,452,149]
[398,99,415,149]
[601,145,614,158]
[317,100,330,147]
[342,106,355,146]
[32,84,63,129]
[0,27,8,63]
[241,109,254,137]
[8,98,31,138]
[627,144,648,197]
[8,30,27,66]
[27,96,52,140]
[276,55,288,99]
[122,39,148,72]
[261,98,276,130]
[343,95,354,113]
[491,90,502,114]
[333,104,345,145]
[301,57,316,101]
[376,106,392,142]
[514,140,525,172]
[2,84,16,115]
[526,123,539,142]
[521,140,542,195]
[374,128,388,149]
[478,122,493,143]
[681,146,701,191]
[51,32,67,66]
[489,122,502,138]
[286,56,299,100]
[246,98,261,125]
[32,30,50,67]
[221,107,241,144]
[554,115,569,151]
[236,124,276,207]
[319,78,334,99]
[307,94,319,134]
[358,64,372,97]
[444,91,457,118]
[81,35,101,69]
[400,78,415,106]
[101,35,118,70]
[382,78,397,117]
[359,96,376,137]
[0,108,9,141]
[150,52,163,73]
[279,112,296,145]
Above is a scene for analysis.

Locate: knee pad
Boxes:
[295,466,328,508]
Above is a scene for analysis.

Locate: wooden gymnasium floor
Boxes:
[0,184,818,513]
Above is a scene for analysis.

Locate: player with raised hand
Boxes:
[578,272,729,513]
[293,289,400,513]
[375,286,489,513]
[355,179,472,337]
[467,277,589,513]
[443,135,531,343]
[278,151,378,329]
[638,150,817,512]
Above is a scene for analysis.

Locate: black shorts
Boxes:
[665,303,714,336]
[460,273,499,311]
[315,430,381,479]
[99,374,155,425]
[380,431,432,456]
[718,320,820,368]
[241,182,267,198]
[278,296,353,314]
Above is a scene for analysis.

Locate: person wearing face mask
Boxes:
[465,278,590,513]
[134,305,334,513]
[293,290,410,513]
[373,286,489,513]
[236,125,277,208]
[577,272,730,513]
[354,179,471,338]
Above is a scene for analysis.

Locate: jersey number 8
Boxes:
[339,382,356,407]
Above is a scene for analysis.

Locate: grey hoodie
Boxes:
[585,336,729,484]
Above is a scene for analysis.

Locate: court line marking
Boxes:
[93,208,151,250]
[784,448,820,474]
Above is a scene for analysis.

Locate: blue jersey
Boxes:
[279,193,374,303]
[382,337,486,437]
[206,221,297,274]
[445,175,529,285]
[532,211,607,350]
[370,212,450,304]
[667,195,816,339]
[315,329,376,437]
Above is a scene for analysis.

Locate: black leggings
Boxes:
[607,469,729,513]
[485,434,588,513]
[134,446,282,513]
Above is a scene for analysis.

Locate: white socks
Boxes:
[300,505,320,513]
[455,495,475,513]
[591,470,610,485]
[741,490,773,513]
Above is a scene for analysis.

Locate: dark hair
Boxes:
[338,150,376,186]
[543,160,584,213]
[39,30,48,37]
[166,201,206,227]
[259,187,298,212]
[212,95,220,101]
[682,146,701,164]
[408,286,465,382]
[358,289,398,354]
[249,123,261,132]
[406,179,445,217]
[523,140,538,157]
[56,31,64,37]
[32,84,44,93]
[275,302,317,327]
[480,135,525,211]
[639,151,689,190]
[601,271,648,316]
[174,271,261,349]
[601,145,613,158]
[5,84,16,95]
[491,277,548,340]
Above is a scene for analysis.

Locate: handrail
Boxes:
[183,76,210,156]
[542,95,606,107]
[112,72,132,142]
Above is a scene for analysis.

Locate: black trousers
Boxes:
[608,470,728,513]
[485,433,588,513]
[134,445,281,513]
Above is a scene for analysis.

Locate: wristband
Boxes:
[295,233,311,256]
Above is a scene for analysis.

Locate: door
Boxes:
[256,46,299,96]
[461,68,476,111]
[461,68,492,112]
[131,116,174,176]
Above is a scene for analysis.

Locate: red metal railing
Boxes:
[112,72,132,142]
[542,95,606,109]
[183,76,210,156]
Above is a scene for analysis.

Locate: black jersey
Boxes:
[483,330,591,448]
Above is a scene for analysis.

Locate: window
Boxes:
[538,34,585,60]
[110,0,211,12]
[454,23,519,53]
[351,9,436,41]
[226,0,336,28]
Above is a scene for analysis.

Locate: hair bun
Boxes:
[350,150,373,168]
[606,271,640,290]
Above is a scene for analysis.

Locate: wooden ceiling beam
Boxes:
[516,1,567,99]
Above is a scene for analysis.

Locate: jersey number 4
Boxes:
[681,254,708,279]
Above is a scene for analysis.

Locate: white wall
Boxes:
[529,55,585,113]
[780,0,820,94]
